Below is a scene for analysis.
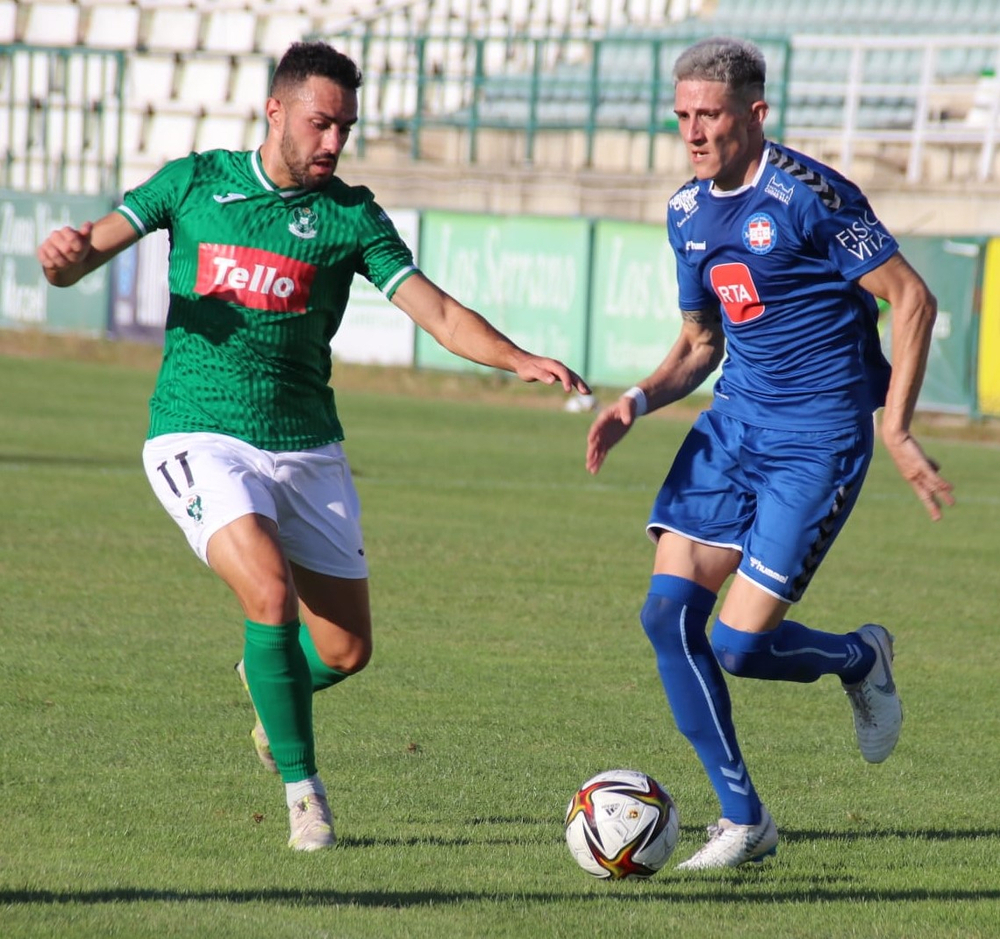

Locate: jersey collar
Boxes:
[708,144,770,199]
[250,149,308,200]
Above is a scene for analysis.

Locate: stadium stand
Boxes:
[82,3,143,50]
[314,0,1000,188]
[0,1,15,45]
[140,5,202,53]
[21,1,80,46]
[2,0,1000,221]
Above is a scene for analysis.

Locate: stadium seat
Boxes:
[22,1,81,46]
[61,52,121,107]
[117,106,145,162]
[82,3,143,51]
[140,106,199,163]
[141,6,202,53]
[255,10,314,58]
[202,8,258,55]
[0,48,51,104]
[194,109,260,153]
[38,101,80,156]
[230,57,274,110]
[175,54,234,106]
[971,0,1000,30]
[1,103,29,165]
[0,0,17,44]
[127,52,179,108]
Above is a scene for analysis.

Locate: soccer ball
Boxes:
[564,769,679,879]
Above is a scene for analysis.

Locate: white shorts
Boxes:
[142,432,368,579]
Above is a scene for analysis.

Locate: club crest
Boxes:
[289,207,318,240]
[743,212,777,255]
[186,495,204,523]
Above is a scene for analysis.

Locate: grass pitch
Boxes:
[1,335,999,938]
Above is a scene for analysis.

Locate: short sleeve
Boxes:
[806,187,899,283]
[666,207,714,312]
[354,193,418,299]
[116,155,197,236]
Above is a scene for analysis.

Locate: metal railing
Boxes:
[0,45,125,195]
[787,34,1000,184]
[325,27,1000,182]
[329,30,790,169]
[6,31,1000,193]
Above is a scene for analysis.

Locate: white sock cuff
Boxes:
[286,774,326,808]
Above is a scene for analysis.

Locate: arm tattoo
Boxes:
[681,307,722,327]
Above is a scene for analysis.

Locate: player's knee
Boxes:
[316,633,372,675]
[713,646,756,677]
[238,578,298,626]
[339,639,372,675]
[640,594,679,647]
[710,620,769,678]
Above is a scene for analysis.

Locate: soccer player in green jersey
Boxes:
[37,41,590,851]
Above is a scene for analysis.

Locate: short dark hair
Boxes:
[269,42,363,97]
[673,37,766,106]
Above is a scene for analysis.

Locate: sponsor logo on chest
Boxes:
[709,262,765,324]
[195,244,317,313]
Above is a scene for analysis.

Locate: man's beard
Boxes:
[280,132,335,190]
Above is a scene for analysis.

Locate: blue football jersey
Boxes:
[667,142,894,430]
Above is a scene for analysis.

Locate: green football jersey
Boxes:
[118,148,417,449]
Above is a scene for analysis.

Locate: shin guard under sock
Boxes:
[711,619,876,684]
[298,623,350,693]
[640,574,762,825]
[243,618,316,783]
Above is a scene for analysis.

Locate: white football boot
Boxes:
[288,793,336,851]
[234,659,279,774]
[842,624,903,763]
[677,806,778,870]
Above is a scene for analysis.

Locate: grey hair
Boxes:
[673,37,766,104]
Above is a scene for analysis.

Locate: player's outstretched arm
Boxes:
[586,311,724,475]
[858,253,955,520]
[391,272,589,393]
[37,212,139,287]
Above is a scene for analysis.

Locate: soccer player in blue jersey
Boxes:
[38,41,589,852]
[586,36,954,869]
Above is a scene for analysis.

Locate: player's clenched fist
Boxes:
[37,221,94,285]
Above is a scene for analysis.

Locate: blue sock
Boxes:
[711,619,876,684]
[640,574,762,825]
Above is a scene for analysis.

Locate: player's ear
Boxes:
[749,99,769,129]
[265,95,284,130]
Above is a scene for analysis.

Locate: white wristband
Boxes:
[623,386,648,417]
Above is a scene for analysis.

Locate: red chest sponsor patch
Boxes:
[195,244,316,313]
[709,262,765,324]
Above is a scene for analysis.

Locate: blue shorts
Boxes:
[647,409,874,602]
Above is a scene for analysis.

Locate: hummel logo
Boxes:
[213,193,247,204]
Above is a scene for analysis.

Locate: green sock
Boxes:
[242,618,315,783]
[298,623,350,692]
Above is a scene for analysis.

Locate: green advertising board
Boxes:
[0,190,113,335]
[887,236,983,414]
[587,219,684,388]
[415,212,590,376]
